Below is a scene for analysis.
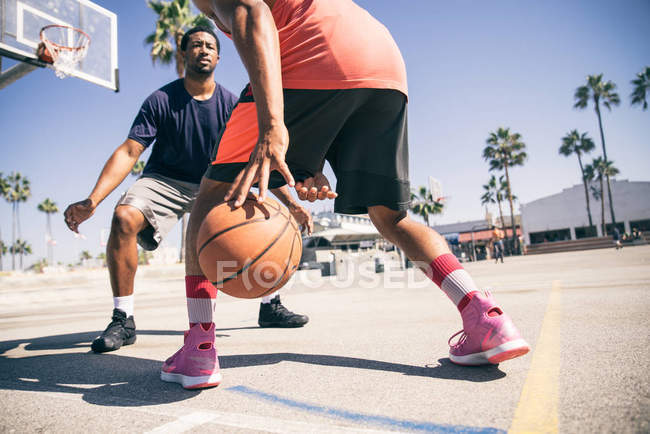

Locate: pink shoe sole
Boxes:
[488,346,530,364]
[450,338,530,366]
[160,371,222,389]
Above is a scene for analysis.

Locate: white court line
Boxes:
[1,388,395,434]
[145,412,216,433]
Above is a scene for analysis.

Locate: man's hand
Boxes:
[224,124,295,208]
[64,199,96,233]
[288,203,314,235]
[295,172,337,202]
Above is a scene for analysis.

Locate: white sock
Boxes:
[261,291,280,304]
[114,295,134,317]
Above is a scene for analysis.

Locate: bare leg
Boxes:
[106,205,148,297]
[367,205,450,267]
[185,177,231,276]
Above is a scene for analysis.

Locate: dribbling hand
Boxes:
[295,172,337,202]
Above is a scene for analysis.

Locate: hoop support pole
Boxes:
[0,62,38,90]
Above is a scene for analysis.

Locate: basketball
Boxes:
[197,196,303,299]
[36,42,53,64]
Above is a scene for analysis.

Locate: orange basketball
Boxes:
[197,196,303,299]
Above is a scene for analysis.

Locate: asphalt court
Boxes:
[0,245,648,432]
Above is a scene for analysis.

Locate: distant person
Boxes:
[612,227,622,250]
[492,226,505,263]
[159,0,530,389]
[632,228,641,240]
[63,26,311,354]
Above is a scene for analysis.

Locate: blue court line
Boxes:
[227,385,505,433]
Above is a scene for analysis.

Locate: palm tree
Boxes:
[0,173,8,271]
[9,239,32,271]
[131,160,146,177]
[483,127,527,251]
[630,66,650,110]
[79,250,92,266]
[574,74,620,227]
[37,198,59,265]
[0,240,7,271]
[410,186,444,227]
[585,157,619,236]
[481,175,505,229]
[559,130,596,229]
[145,0,211,262]
[4,172,31,270]
[145,0,212,77]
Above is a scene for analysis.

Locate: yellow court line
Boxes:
[509,280,561,434]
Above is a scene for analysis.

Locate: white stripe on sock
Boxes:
[186,297,216,324]
[440,269,479,306]
[114,295,134,317]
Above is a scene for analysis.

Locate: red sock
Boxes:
[428,253,479,312]
[185,275,217,329]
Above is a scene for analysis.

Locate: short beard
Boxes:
[188,62,216,77]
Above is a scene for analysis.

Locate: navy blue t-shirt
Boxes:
[128,78,238,184]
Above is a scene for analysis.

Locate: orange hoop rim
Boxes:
[39,24,90,52]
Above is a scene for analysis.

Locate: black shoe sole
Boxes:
[258,321,308,328]
[91,335,137,353]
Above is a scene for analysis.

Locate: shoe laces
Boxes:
[104,315,126,334]
[273,302,294,318]
[448,330,467,348]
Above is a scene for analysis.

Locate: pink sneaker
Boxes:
[161,323,222,389]
[449,290,530,365]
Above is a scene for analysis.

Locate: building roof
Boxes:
[431,219,491,235]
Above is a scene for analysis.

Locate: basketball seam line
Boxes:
[197,206,282,257]
[259,230,300,297]
[211,218,291,287]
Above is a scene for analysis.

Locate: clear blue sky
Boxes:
[1,0,649,268]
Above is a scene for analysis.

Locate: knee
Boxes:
[368,206,408,237]
[111,206,143,237]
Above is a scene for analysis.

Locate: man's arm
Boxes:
[271,185,313,235]
[198,0,293,206]
[64,139,145,233]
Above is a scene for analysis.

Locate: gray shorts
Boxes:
[117,173,199,251]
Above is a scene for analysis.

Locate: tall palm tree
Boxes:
[131,160,146,177]
[0,173,8,271]
[145,0,211,262]
[4,172,31,270]
[9,239,32,271]
[630,66,650,110]
[410,186,444,227]
[559,130,596,229]
[574,74,620,227]
[483,127,527,250]
[37,198,59,265]
[497,176,517,228]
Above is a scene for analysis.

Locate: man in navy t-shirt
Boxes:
[64,26,312,354]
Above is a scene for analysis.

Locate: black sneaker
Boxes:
[91,308,136,353]
[258,295,309,328]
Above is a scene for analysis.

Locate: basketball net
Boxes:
[40,25,90,79]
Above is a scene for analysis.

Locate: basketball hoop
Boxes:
[39,24,90,78]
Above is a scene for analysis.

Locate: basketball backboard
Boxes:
[0,0,118,91]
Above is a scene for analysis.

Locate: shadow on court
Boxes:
[0,331,506,407]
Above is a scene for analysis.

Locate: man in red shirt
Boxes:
[160,0,529,389]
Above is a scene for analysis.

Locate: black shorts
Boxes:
[205,86,410,215]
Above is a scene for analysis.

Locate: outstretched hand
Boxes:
[295,172,337,202]
[224,125,294,208]
[64,199,95,233]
